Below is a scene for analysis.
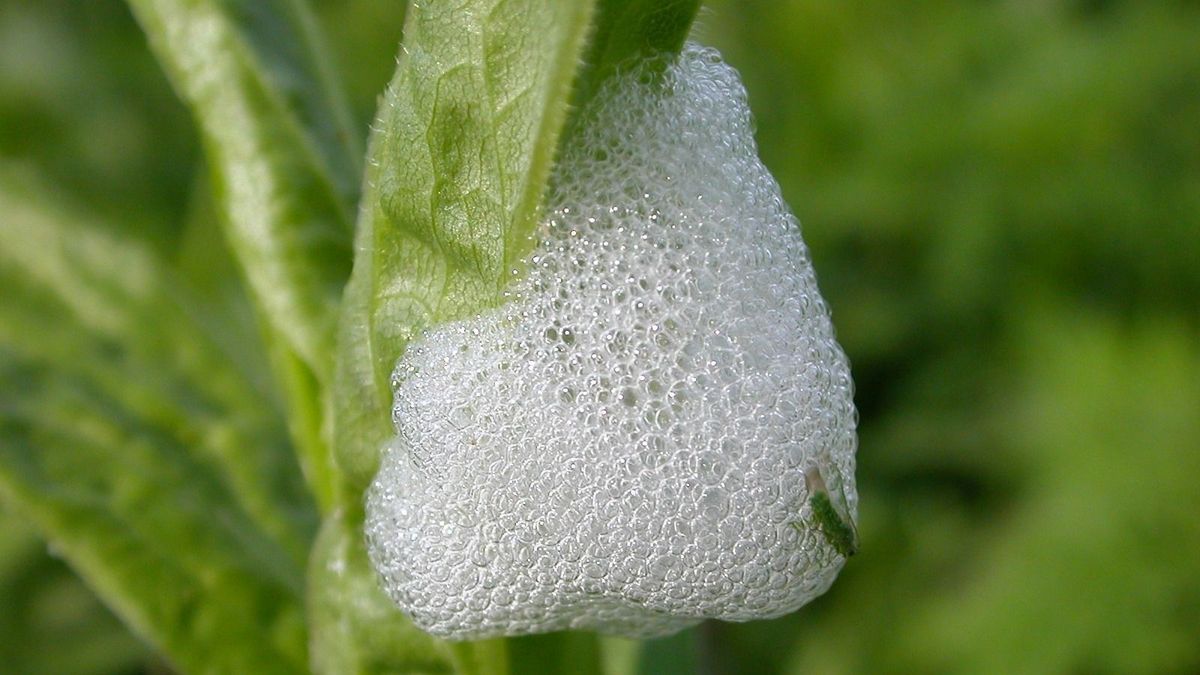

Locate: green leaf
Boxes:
[308,509,455,675]
[174,172,278,406]
[0,172,318,674]
[125,0,360,382]
[333,0,599,490]
[0,510,153,675]
[333,0,702,494]
[570,0,701,114]
[175,172,341,512]
[126,0,362,509]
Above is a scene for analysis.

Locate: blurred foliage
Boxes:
[1,0,1197,673]
[694,1,1200,673]
[0,511,159,674]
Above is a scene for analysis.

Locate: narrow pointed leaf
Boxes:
[0,173,317,674]
[126,0,361,507]
[125,0,360,380]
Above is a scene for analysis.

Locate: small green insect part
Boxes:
[800,466,859,557]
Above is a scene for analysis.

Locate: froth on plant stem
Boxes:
[365,43,858,640]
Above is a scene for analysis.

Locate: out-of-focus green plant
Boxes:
[692,2,1200,673]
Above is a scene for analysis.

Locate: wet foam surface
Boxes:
[366,44,857,640]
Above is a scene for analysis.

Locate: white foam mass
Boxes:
[365,44,857,640]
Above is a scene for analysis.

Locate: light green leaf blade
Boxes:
[126,0,361,509]
[308,509,456,675]
[126,0,360,382]
[334,0,598,490]
[175,171,340,511]
[0,173,317,674]
[571,0,701,114]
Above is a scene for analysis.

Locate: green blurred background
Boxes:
[1,1,1197,673]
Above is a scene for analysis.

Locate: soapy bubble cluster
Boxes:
[365,44,857,640]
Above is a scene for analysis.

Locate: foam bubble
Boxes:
[365,44,857,640]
